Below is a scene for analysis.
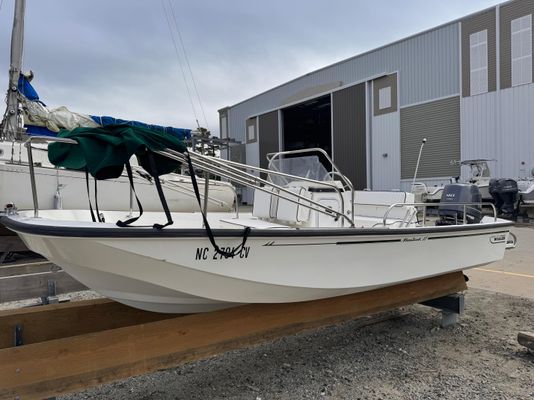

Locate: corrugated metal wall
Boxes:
[461,84,534,179]
[400,96,461,179]
[227,23,460,143]
[332,83,367,189]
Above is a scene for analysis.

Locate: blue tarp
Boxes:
[25,125,58,137]
[90,116,191,140]
[18,74,43,104]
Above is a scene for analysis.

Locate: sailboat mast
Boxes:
[2,0,26,141]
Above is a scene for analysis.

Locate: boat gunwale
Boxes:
[0,214,514,239]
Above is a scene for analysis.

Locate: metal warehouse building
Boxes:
[219,0,534,203]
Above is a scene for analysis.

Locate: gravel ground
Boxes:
[60,288,534,400]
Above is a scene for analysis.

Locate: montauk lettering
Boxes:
[195,246,250,260]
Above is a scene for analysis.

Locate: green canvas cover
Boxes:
[48,124,187,179]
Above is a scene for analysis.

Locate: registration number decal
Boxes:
[195,246,250,260]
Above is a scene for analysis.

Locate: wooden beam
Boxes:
[0,235,28,253]
[0,270,87,303]
[0,298,180,349]
[0,272,467,400]
[0,261,58,278]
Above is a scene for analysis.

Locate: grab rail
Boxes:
[382,202,498,227]
[156,149,355,227]
[266,148,355,221]
[24,138,354,227]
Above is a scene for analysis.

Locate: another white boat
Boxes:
[412,159,494,202]
[0,141,235,212]
[2,139,515,313]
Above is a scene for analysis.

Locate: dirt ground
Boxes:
[60,228,534,400]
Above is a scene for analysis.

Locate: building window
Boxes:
[511,14,532,87]
[246,118,257,143]
[220,116,227,139]
[470,29,488,96]
[378,86,391,110]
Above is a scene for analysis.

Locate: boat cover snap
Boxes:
[48,124,187,180]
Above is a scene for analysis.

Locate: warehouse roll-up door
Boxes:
[332,83,367,189]
[258,111,279,172]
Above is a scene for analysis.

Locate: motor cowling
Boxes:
[437,183,482,225]
[489,178,502,210]
[496,178,518,216]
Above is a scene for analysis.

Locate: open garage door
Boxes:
[282,95,332,166]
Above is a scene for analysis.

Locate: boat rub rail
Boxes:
[1,215,513,238]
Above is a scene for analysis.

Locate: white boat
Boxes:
[412,159,494,202]
[0,141,235,212]
[1,139,515,313]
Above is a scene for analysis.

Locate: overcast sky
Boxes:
[0,0,502,136]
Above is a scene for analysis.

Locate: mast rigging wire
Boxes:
[160,0,200,129]
[166,0,209,131]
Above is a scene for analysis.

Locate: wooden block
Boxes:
[0,270,87,303]
[518,331,534,350]
[0,298,179,349]
[0,261,58,278]
[0,272,466,400]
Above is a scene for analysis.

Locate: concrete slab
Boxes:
[466,226,534,299]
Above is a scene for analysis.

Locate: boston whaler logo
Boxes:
[401,236,428,243]
[490,234,507,244]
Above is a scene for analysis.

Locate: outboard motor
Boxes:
[497,179,518,216]
[436,184,482,225]
[489,178,502,211]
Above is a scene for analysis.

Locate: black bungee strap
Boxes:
[185,150,250,258]
[116,161,145,227]
[85,168,96,222]
[147,152,173,230]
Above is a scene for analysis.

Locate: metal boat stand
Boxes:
[420,293,465,328]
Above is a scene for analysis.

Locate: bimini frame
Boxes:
[24,136,356,227]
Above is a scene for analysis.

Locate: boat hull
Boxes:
[8,216,511,313]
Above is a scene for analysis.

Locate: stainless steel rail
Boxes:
[266,148,355,221]
[24,136,78,218]
[156,148,355,227]
[382,202,498,227]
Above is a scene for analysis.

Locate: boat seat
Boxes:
[220,218,289,229]
[276,186,311,224]
[252,186,279,219]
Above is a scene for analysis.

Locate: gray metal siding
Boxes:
[461,84,534,179]
[373,73,398,116]
[258,111,279,172]
[400,96,461,179]
[461,8,497,97]
[332,83,367,189]
[227,23,459,143]
[499,0,534,89]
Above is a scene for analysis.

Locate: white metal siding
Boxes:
[461,83,534,179]
[228,23,460,143]
[371,111,401,190]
